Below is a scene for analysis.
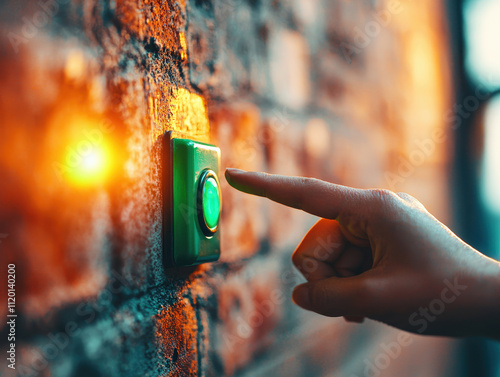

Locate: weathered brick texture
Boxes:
[0,0,459,376]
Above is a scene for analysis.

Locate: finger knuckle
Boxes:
[295,177,319,209]
[299,176,318,190]
[369,189,400,211]
[397,192,427,211]
[298,176,311,185]
[396,192,414,201]
[396,192,421,206]
[371,188,396,201]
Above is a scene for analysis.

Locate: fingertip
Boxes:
[224,169,233,185]
[225,168,244,187]
[292,283,310,309]
[225,167,238,175]
[225,167,246,176]
[224,168,250,188]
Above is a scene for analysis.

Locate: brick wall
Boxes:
[0,0,461,376]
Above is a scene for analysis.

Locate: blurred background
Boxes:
[0,0,499,376]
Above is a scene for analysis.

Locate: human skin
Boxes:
[225,168,500,339]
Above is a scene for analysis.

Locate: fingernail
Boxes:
[292,284,310,308]
[225,168,246,185]
[225,168,245,175]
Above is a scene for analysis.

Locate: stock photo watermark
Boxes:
[51,118,115,183]
[408,277,467,333]
[14,270,137,377]
[221,232,341,350]
[294,234,342,279]
[233,106,289,165]
[222,288,285,349]
[385,79,492,190]
[8,0,70,54]
[6,263,16,370]
[350,277,467,377]
[334,0,410,64]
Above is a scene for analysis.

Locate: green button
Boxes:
[169,137,221,266]
[202,175,221,231]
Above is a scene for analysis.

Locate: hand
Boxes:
[225,168,500,338]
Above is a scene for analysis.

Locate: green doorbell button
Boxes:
[198,170,221,234]
[202,177,220,228]
[163,132,221,267]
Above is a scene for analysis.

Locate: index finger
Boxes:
[224,168,366,219]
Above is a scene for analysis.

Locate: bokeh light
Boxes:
[464,0,500,89]
[480,96,500,213]
[67,146,109,186]
[57,122,116,188]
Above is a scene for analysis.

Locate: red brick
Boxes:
[215,259,284,375]
[0,0,456,376]
[155,298,198,377]
[210,103,267,261]
[269,30,311,110]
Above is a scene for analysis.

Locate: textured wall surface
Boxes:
[0,0,460,376]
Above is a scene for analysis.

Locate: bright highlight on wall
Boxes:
[64,137,114,187]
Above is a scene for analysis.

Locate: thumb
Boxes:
[292,275,373,317]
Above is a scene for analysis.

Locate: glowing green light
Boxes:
[202,176,221,231]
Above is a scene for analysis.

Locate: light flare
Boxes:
[64,137,114,187]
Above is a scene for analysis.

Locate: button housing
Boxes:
[163,132,221,267]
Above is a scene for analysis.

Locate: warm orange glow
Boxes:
[50,118,118,188]
[179,32,188,61]
[150,87,210,143]
[65,143,112,187]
